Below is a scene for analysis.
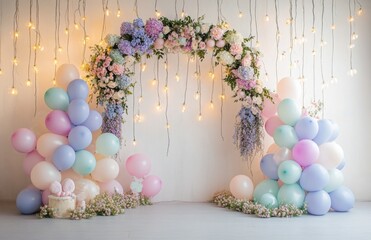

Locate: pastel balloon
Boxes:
[330,186,355,212]
[295,116,319,140]
[229,175,254,200]
[206,39,215,48]
[36,133,68,158]
[277,98,301,126]
[328,120,339,142]
[11,128,36,153]
[299,164,329,191]
[262,93,280,119]
[216,39,225,48]
[62,178,75,193]
[30,161,61,190]
[278,160,302,184]
[96,133,120,156]
[260,154,279,180]
[142,175,163,198]
[259,193,278,209]
[277,183,305,208]
[253,179,279,202]
[67,79,89,100]
[324,169,344,193]
[42,189,51,205]
[16,188,42,214]
[56,64,80,89]
[52,145,76,171]
[292,139,319,167]
[313,119,333,145]
[61,168,83,182]
[273,147,292,164]
[305,190,331,216]
[99,180,124,195]
[273,125,298,149]
[74,179,100,201]
[267,143,280,154]
[67,99,90,125]
[82,110,103,132]
[265,116,284,137]
[23,150,44,176]
[91,158,120,182]
[337,159,346,170]
[317,142,344,170]
[125,154,152,178]
[72,150,96,175]
[277,77,301,102]
[45,110,72,136]
[68,126,92,151]
[44,87,70,111]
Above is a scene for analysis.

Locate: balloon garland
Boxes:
[87,16,272,160]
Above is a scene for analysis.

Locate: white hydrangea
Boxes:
[217,50,234,65]
[225,32,244,45]
[108,81,118,88]
[163,26,170,34]
[124,55,135,67]
[201,24,210,34]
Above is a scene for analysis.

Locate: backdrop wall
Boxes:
[0,0,370,202]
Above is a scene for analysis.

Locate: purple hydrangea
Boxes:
[120,22,133,36]
[131,27,154,55]
[118,40,134,56]
[233,66,253,80]
[116,75,131,88]
[104,102,124,119]
[145,18,163,40]
[133,18,144,28]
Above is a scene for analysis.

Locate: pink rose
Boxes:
[216,39,225,48]
[229,43,243,56]
[241,55,251,67]
[198,41,206,50]
[210,26,224,40]
[206,39,215,48]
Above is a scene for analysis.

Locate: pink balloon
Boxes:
[216,39,225,48]
[42,189,51,205]
[262,93,280,118]
[45,110,72,136]
[23,150,45,176]
[206,39,215,48]
[125,154,151,178]
[229,175,254,200]
[36,133,68,158]
[142,175,162,198]
[99,180,124,195]
[11,128,37,153]
[265,116,284,137]
[292,139,320,167]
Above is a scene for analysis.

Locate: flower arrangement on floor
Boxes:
[87,16,272,160]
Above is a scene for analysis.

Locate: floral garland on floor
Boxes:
[87,16,272,160]
[212,191,307,218]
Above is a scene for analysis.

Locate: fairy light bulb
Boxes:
[11,87,18,95]
[58,46,63,53]
[285,18,292,25]
[26,79,31,87]
[166,124,171,129]
[210,101,214,109]
[220,94,225,100]
[238,11,243,18]
[65,28,69,35]
[151,78,157,86]
[175,73,180,82]
[156,103,161,111]
[164,63,168,70]
[133,139,137,146]
[357,8,363,16]
[54,58,58,65]
[312,49,316,55]
[198,113,202,121]
[33,65,38,72]
[181,11,185,18]
[349,43,355,49]
[255,41,260,48]
[331,24,336,30]
[105,7,110,16]
[181,104,186,112]
[194,91,200,100]
[14,31,19,38]
[311,27,316,33]
[13,58,18,66]
[348,68,357,76]
[349,16,354,22]
[194,71,199,79]
[28,22,33,28]
[141,63,146,72]
[163,85,168,92]
[138,96,143,103]
[320,40,327,47]
[52,78,57,85]
[74,23,79,30]
[155,10,161,18]
[293,36,298,45]
[117,9,121,18]
[265,14,270,22]
[190,56,195,63]
[352,32,359,40]
[330,76,338,84]
[0,68,3,75]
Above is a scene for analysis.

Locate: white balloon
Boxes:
[31,161,61,190]
[229,175,254,200]
[91,158,120,182]
[277,77,302,102]
[324,169,344,192]
[37,133,68,158]
[317,142,344,170]
[74,179,100,201]
[56,64,80,89]
[273,147,292,164]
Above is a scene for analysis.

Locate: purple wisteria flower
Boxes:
[145,18,163,40]
[118,40,134,56]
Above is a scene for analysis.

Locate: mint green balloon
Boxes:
[277,98,301,126]
[277,183,305,208]
[324,169,344,193]
[278,160,302,184]
[96,133,120,156]
[253,179,279,202]
[260,193,279,209]
[274,125,298,149]
[44,87,69,111]
[72,150,96,175]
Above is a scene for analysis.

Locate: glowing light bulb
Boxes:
[277,31,281,38]
[39,45,44,51]
[163,85,168,92]
[141,63,146,72]
[58,46,63,52]
[349,43,355,49]
[152,78,157,86]
[133,139,137,146]
[181,11,185,18]
[311,27,316,33]
[265,14,270,22]
[54,58,58,65]
[175,73,180,82]
[285,18,292,25]
[82,16,86,21]
[52,78,57,85]
[138,96,143,103]
[312,49,316,55]
[28,22,33,28]
[190,57,195,63]
[210,101,214,109]
[238,11,243,18]
[166,124,171,129]
[26,79,31,87]
[293,37,298,45]
[220,94,225,100]
[33,65,38,72]
[156,103,161,111]
[65,28,69,35]
[352,32,359,40]
[357,8,363,16]
[0,68,3,75]
[11,87,18,95]
[349,16,354,22]
[117,10,121,18]
[321,82,329,90]
[348,68,357,76]
[255,41,260,48]
[155,10,161,18]
[105,8,110,16]
[331,24,336,30]
[164,63,168,70]
[330,76,338,84]
[181,104,186,112]
[194,72,199,79]
[198,113,202,121]
[13,58,18,66]
[320,40,327,47]
[194,91,200,100]
[14,32,19,38]
[74,23,79,30]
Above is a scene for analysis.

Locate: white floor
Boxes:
[1,201,370,240]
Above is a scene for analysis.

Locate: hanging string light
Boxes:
[312,0,316,100]
[300,0,306,107]
[181,0,186,18]
[133,0,139,18]
[237,0,243,18]
[320,0,326,118]
[156,58,161,111]
[175,53,180,82]
[53,0,61,85]
[220,66,225,141]
[348,0,357,76]
[330,0,337,84]
[254,0,259,47]
[356,0,363,16]
[164,54,171,155]
[249,0,252,39]
[11,0,20,95]
[116,0,121,17]
[209,56,215,109]
[26,0,33,87]
[181,56,190,113]
[0,0,3,76]
[100,0,109,44]
[132,65,137,146]
[33,0,41,115]
[274,0,280,84]
[294,0,298,46]
[155,0,161,18]
[289,0,293,76]
[65,0,70,63]
[264,0,269,22]
[79,0,88,69]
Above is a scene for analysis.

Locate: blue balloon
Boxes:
[260,154,279,180]
[294,116,319,140]
[305,190,331,215]
[67,99,90,125]
[313,119,333,145]
[72,150,96,175]
[16,188,42,215]
[68,126,92,151]
[52,144,76,171]
[299,164,329,191]
[67,79,89,101]
[274,125,298,149]
[330,186,355,212]
[82,110,103,132]
[328,120,339,142]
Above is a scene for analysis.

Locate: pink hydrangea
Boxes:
[241,55,251,67]
[110,63,125,76]
[229,43,243,56]
[210,26,224,40]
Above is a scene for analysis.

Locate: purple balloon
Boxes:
[260,154,279,180]
[305,190,331,215]
[16,188,42,215]
[82,110,103,132]
[67,99,90,125]
[337,159,346,170]
[313,119,333,145]
[52,145,76,171]
[67,79,89,101]
[294,116,319,140]
[68,126,92,151]
[330,186,355,212]
[300,164,329,191]
[45,110,72,136]
[292,140,319,167]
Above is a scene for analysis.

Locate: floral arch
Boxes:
[87,16,272,160]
